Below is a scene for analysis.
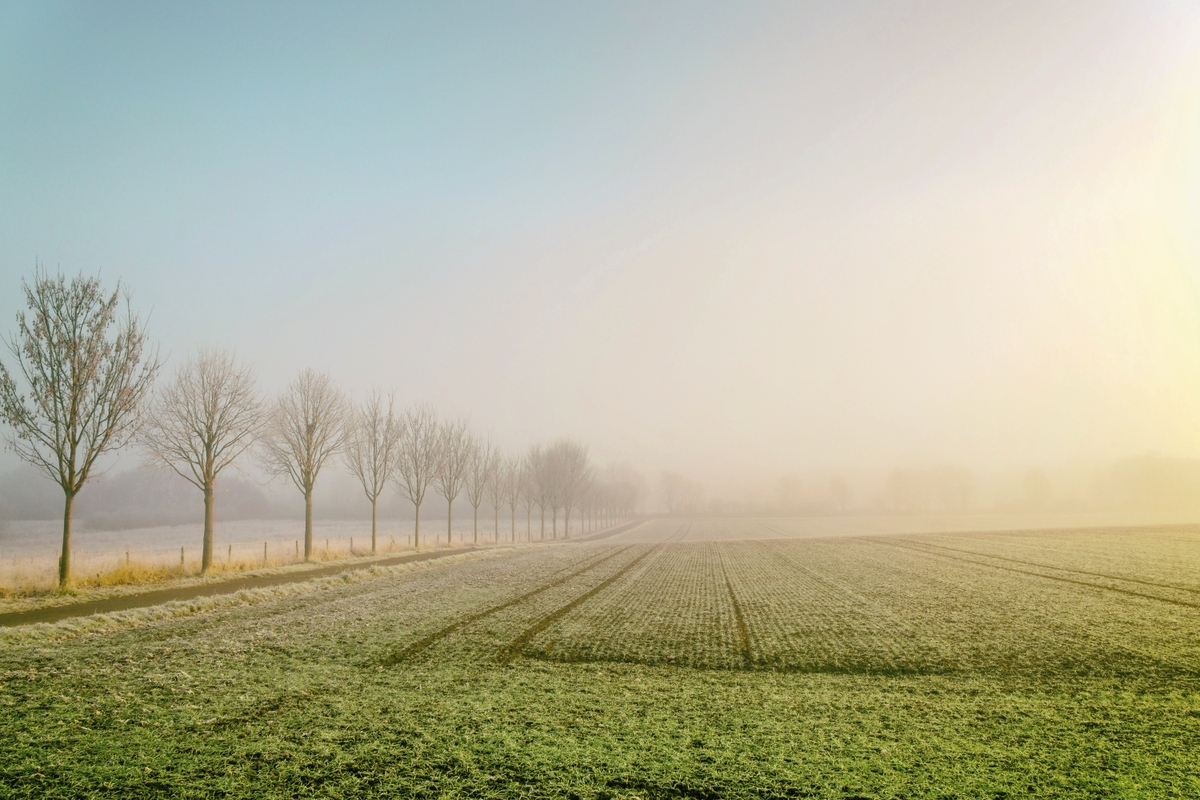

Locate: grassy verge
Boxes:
[0,544,489,615]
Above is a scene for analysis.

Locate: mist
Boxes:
[2,2,1199,521]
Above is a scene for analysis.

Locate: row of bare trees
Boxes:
[0,270,641,587]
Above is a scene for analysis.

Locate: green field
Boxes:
[2,522,1199,798]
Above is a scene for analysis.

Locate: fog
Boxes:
[2,2,1200,522]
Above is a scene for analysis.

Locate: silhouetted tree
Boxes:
[343,388,402,553]
[484,446,506,543]
[463,434,496,545]
[546,438,591,537]
[258,369,345,560]
[434,417,471,546]
[394,404,439,549]
[142,349,262,572]
[502,454,523,542]
[519,455,537,541]
[0,268,160,587]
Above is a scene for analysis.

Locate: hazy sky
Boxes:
[2,1,1199,486]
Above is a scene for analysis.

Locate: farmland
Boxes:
[2,521,1198,798]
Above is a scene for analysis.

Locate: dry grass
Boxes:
[0,535,423,599]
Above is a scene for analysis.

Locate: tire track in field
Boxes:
[754,540,876,609]
[869,539,1200,610]
[714,544,753,669]
[381,547,632,665]
[895,539,1200,596]
[495,546,660,664]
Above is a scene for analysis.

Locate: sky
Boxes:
[1,1,1199,494]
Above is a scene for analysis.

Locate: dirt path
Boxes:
[0,547,476,628]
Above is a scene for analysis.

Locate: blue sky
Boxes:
[2,2,1199,489]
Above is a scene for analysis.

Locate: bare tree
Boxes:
[519,456,537,541]
[484,446,506,543]
[598,462,646,526]
[463,434,496,545]
[394,404,440,549]
[527,444,550,540]
[141,349,262,572]
[258,369,345,560]
[343,388,402,554]
[546,438,591,538]
[0,269,160,588]
[502,454,523,543]
[434,417,471,546]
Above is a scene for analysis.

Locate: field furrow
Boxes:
[520,542,745,669]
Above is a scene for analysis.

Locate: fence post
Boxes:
[180,546,185,568]
[263,541,267,566]
[228,544,232,563]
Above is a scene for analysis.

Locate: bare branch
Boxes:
[393,404,441,545]
[257,369,345,559]
[0,266,160,586]
[140,349,262,571]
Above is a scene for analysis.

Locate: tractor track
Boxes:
[893,538,1200,596]
[381,545,634,665]
[715,544,753,669]
[495,545,660,664]
[869,538,1200,610]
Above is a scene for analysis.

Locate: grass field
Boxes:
[2,521,1198,798]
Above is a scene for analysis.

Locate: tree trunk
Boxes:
[447,499,453,546]
[473,505,478,545]
[202,483,215,572]
[551,509,557,539]
[371,498,377,553]
[526,510,531,540]
[510,508,515,543]
[540,506,545,541]
[414,501,421,550]
[304,490,313,560]
[59,491,75,589]
[564,509,571,539]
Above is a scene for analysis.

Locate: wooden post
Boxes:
[263,541,267,566]
[228,543,232,563]
[180,546,185,568]
[125,548,130,565]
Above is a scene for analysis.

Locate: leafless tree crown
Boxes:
[394,404,440,507]
[464,434,496,509]
[484,445,506,513]
[343,388,402,504]
[545,438,592,531]
[141,349,263,490]
[0,268,160,495]
[258,368,346,494]
[435,417,472,504]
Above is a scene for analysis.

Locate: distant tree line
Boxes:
[0,269,642,588]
